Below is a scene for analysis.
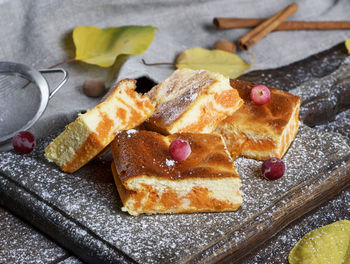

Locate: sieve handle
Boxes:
[39,68,68,99]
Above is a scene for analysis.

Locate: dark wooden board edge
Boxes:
[0,171,136,264]
[186,156,350,264]
[0,207,73,263]
[239,42,348,92]
[0,43,349,264]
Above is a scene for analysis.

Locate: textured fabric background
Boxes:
[0,1,350,262]
[0,0,349,131]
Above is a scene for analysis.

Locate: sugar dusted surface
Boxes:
[315,109,350,145]
[59,256,84,264]
[0,119,349,263]
[0,207,70,263]
[240,45,348,93]
[289,57,350,103]
[242,189,349,264]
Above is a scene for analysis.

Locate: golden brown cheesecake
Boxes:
[144,69,243,134]
[111,130,242,216]
[215,79,301,160]
[45,79,155,173]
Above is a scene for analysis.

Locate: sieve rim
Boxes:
[0,61,50,144]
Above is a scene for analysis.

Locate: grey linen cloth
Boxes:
[0,1,350,263]
[0,0,349,134]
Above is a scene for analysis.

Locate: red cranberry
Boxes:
[250,85,271,105]
[12,131,35,154]
[261,157,285,180]
[169,138,191,162]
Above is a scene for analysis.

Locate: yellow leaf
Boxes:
[346,39,350,54]
[176,47,251,78]
[73,25,156,67]
[289,220,350,264]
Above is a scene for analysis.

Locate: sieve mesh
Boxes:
[0,62,68,146]
[0,73,42,136]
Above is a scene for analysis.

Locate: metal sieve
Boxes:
[0,61,68,145]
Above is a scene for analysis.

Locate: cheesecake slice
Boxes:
[215,79,301,160]
[144,68,243,134]
[111,130,242,216]
[45,79,155,173]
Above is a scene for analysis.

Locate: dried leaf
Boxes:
[289,220,350,264]
[346,39,350,54]
[73,25,156,67]
[176,47,251,78]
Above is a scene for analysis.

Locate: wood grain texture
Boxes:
[0,43,349,264]
[214,18,350,31]
[0,207,73,263]
[182,42,350,263]
[185,159,350,264]
[241,187,350,263]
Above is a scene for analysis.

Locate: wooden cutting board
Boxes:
[0,43,349,264]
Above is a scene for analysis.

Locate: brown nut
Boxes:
[214,39,236,54]
[82,79,105,97]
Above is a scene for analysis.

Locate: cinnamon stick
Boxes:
[237,3,298,50]
[214,18,350,31]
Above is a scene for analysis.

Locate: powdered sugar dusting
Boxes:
[149,70,214,126]
[0,207,69,263]
[126,129,137,134]
[315,109,350,145]
[0,121,349,263]
[59,256,83,264]
[188,91,198,101]
[240,47,347,93]
[126,129,138,137]
[165,158,175,167]
[243,187,349,263]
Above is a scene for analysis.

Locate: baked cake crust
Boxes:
[215,79,301,160]
[45,79,155,173]
[111,130,242,216]
[145,69,243,134]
